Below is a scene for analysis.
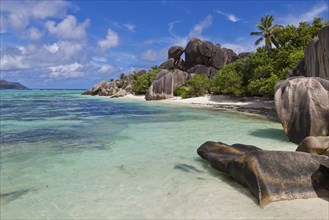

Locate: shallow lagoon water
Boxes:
[1,90,328,219]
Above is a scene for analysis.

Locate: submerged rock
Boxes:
[274,77,329,144]
[197,141,329,206]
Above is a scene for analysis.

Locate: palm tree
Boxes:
[250,15,282,51]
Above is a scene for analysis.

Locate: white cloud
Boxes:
[48,62,83,79]
[97,28,120,51]
[168,20,182,36]
[0,46,29,70]
[189,15,213,38]
[279,2,328,25]
[98,64,114,74]
[92,57,107,62]
[7,13,29,32]
[49,62,82,72]
[30,0,72,19]
[123,23,136,31]
[1,0,71,33]
[221,36,256,53]
[45,15,90,40]
[0,15,8,33]
[221,43,252,53]
[25,27,43,41]
[140,49,167,62]
[0,54,29,70]
[215,10,240,22]
[44,43,60,53]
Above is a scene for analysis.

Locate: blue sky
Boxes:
[0,0,328,89]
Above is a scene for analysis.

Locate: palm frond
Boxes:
[271,36,280,48]
[254,37,263,46]
[250,31,262,36]
[256,22,266,31]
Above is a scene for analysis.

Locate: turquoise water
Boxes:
[1,90,327,219]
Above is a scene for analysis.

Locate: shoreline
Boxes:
[120,94,278,121]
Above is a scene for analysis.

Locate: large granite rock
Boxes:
[82,71,137,97]
[198,141,329,206]
[296,136,329,156]
[0,80,29,90]
[237,52,250,60]
[184,38,237,70]
[82,79,132,97]
[293,25,329,78]
[160,58,175,69]
[168,46,184,60]
[187,64,218,78]
[82,81,118,96]
[274,77,329,144]
[145,69,188,100]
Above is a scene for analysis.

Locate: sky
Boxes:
[0,0,328,89]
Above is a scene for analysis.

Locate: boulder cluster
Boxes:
[83,38,242,100]
[82,70,146,97]
[160,38,238,76]
[82,26,329,205]
[147,38,242,100]
[199,25,329,205]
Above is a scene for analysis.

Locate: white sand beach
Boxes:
[120,94,277,120]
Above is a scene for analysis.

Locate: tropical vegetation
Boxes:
[213,16,328,98]
[132,67,160,94]
[128,16,327,99]
[250,15,282,51]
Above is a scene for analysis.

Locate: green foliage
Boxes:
[175,74,212,98]
[247,73,280,97]
[213,61,245,97]
[232,16,328,98]
[119,73,126,80]
[132,68,160,94]
[174,86,190,98]
[187,74,212,97]
[129,17,327,99]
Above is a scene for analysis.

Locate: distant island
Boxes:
[0,80,29,90]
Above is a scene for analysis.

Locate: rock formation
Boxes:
[0,80,29,90]
[83,38,246,99]
[274,77,329,144]
[152,38,242,99]
[292,25,329,78]
[198,141,329,206]
[159,58,175,69]
[168,46,184,69]
[296,136,329,156]
[186,64,218,78]
[145,69,188,100]
[184,38,237,70]
[82,70,147,97]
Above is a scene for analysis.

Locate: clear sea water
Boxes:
[0,90,328,219]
